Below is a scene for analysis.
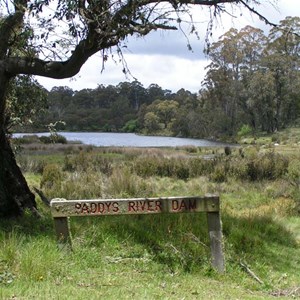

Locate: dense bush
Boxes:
[245,151,288,181]
[39,134,67,144]
[40,164,63,189]
[63,151,114,175]
[106,167,152,198]
[17,156,46,174]
[14,135,40,144]
[288,159,300,187]
[210,163,228,182]
[133,157,190,180]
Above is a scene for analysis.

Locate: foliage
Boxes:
[201,19,300,136]
[288,159,300,187]
[39,134,67,144]
[122,119,138,132]
[238,124,252,137]
[40,164,63,190]
[5,76,47,132]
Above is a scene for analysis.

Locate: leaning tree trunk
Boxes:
[0,72,37,218]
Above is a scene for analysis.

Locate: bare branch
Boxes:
[239,0,277,27]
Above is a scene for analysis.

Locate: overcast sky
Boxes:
[37,0,300,93]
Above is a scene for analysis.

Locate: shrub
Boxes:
[246,151,288,181]
[63,151,92,172]
[40,164,63,189]
[14,135,40,144]
[189,158,215,177]
[288,159,300,188]
[17,156,46,174]
[60,173,103,199]
[182,146,198,154]
[54,134,67,144]
[133,156,191,180]
[224,146,232,156]
[106,167,151,198]
[229,158,249,180]
[122,119,137,132]
[64,152,114,175]
[39,136,52,144]
[39,134,67,144]
[210,162,228,182]
[237,124,252,137]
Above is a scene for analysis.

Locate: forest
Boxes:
[15,17,300,140]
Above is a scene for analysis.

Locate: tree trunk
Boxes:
[0,72,37,218]
[0,130,37,217]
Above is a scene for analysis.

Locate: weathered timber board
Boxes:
[50,196,219,217]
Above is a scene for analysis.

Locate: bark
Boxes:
[0,71,36,217]
[0,128,37,217]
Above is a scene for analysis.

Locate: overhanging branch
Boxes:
[239,0,277,27]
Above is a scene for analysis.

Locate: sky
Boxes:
[37,0,300,93]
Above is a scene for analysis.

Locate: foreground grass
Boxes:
[1,136,300,299]
[1,202,299,299]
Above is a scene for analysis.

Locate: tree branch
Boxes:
[2,35,103,78]
[239,0,277,27]
[1,0,278,80]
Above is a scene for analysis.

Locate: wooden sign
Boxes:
[50,195,225,273]
[50,196,219,217]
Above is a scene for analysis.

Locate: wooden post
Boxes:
[53,217,72,249]
[207,211,225,273]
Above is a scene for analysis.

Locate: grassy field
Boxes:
[1,130,300,299]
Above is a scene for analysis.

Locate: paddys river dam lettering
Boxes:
[74,198,197,215]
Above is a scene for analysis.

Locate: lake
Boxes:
[14,132,234,148]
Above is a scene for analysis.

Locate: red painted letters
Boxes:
[171,199,196,212]
[75,201,119,214]
[128,200,162,213]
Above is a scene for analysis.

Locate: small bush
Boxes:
[40,164,63,189]
[17,156,46,174]
[39,136,52,144]
[63,151,91,172]
[54,134,67,144]
[224,146,232,156]
[237,124,252,137]
[246,151,288,181]
[107,167,151,198]
[60,173,103,199]
[14,135,40,144]
[210,162,228,182]
[288,159,300,187]
[182,146,198,153]
[133,157,190,180]
[39,134,67,144]
[229,158,249,180]
[64,152,114,175]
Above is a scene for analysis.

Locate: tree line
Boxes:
[23,17,300,140]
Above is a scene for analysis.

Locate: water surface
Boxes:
[14,132,234,147]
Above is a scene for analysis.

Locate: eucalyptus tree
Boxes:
[203,26,266,135]
[0,0,276,217]
[262,17,300,130]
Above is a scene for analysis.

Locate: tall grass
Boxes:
[1,144,298,299]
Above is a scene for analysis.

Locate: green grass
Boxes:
[1,205,299,299]
[1,133,300,299]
